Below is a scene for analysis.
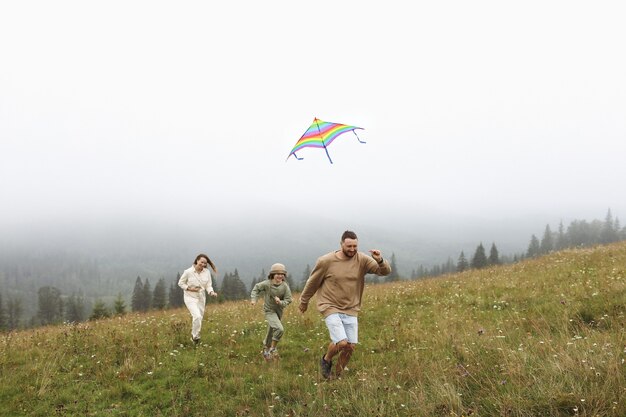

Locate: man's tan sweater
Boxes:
[300,251,391,317]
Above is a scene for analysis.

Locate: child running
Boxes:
[250,263,292,360]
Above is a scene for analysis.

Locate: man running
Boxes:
[299,230,391,379]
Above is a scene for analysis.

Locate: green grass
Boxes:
[1,243,625,416]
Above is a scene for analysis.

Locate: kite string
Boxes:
[315,118,334,164]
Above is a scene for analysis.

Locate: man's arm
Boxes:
[298,258,326,312]
[366,250,391,275]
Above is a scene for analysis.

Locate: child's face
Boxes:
[271,273,285,285]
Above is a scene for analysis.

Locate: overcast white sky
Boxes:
[2,1,625,235]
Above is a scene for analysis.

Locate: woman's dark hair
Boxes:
[194,253,217,273]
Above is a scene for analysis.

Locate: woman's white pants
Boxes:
[183,291,206,340]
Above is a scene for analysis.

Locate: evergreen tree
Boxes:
[385,253,400,282]
[168,283,177,308]
[90,300,111,320]
[168,273,184,308]
[152,278,167,310]
[65,292,86,323]
[443,257,455,274]
[488,243,500,265]
[220,272,232,299]
[416,264,426,278]
[221,270,247,300]
[6,297,22,330]
[210,274,221,294]
[471,243,488,269]
[113,293,127,315]
[249,276,259,294]
[168,283,184,308]
[600,209,619,243]
[567,220,596,246]
[527,234,540,257]
[37,286,64,325]
[614,217,622,240]
[457,251,469,272]
[142,279,152,311]
[0,293,6,331]
[131,276,144,312]
[249,268,266,293]
[539,225,554,254]
[285,273,296,290]
[555,221,568,250]
[301,265,311,289]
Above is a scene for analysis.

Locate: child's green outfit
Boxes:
[250,279,292,353]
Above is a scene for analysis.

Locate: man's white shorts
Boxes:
[325,313,358,344]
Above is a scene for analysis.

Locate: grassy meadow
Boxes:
[1,242,625,416]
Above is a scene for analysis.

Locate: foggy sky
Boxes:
[2,1,626,243]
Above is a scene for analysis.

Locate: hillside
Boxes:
[1,242,625,416]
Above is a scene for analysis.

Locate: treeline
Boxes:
[126,269,297,312]
[0,287,128,331]
[410,209,626,279]
[525,209,623,257]
[2,210,625,332]
[0,269,301,331]
[0,251,168,322]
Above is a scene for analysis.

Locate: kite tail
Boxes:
[353,131,366,144]
[286,153,304,162]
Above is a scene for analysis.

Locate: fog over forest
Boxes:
[1,205,623,324]
[1,207,617,282]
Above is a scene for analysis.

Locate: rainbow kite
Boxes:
[286,118,365,164]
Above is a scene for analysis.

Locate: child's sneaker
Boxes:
[262,349,272,361]
[268,348,279,359]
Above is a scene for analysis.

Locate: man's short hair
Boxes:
[341,230,358,241]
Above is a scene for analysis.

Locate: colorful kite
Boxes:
[286,118,365,164]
